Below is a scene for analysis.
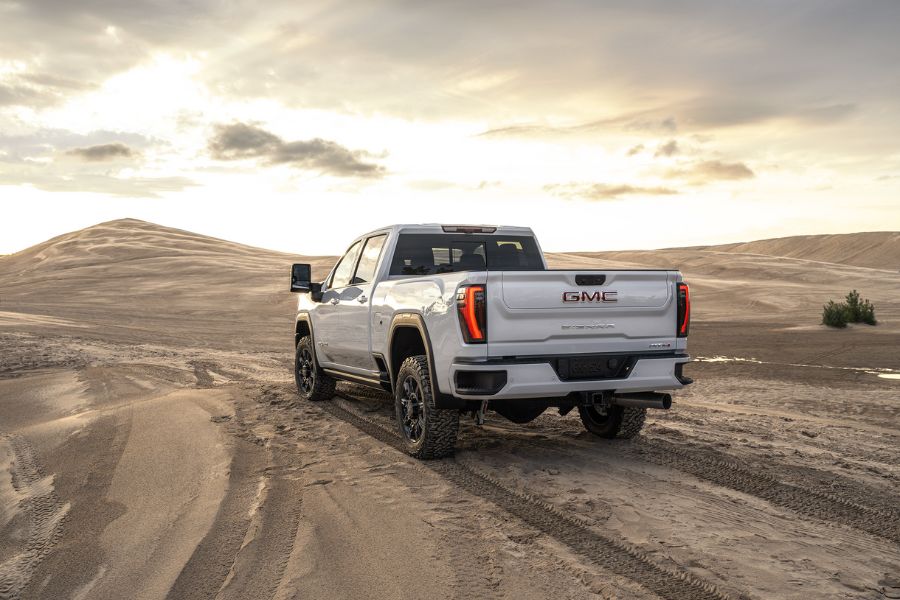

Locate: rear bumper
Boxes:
[448,354,691,400]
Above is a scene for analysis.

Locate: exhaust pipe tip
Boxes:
[660,393,672,410]
[610,392,672,410]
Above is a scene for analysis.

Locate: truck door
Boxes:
[331,234,387,371]
[314,239,362,365]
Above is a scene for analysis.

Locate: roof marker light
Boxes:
[442,225,497,234]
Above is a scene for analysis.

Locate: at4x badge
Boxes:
[562,291,618,302]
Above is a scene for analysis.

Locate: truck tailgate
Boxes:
[486,270,678,356]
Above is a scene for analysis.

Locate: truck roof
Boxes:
[358,224,536,238]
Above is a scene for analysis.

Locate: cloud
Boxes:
[208,122,385,177]
[795,103,857,125]
[477,97,860,140]
[191,0,898,130]
[408,179,457,191]
[0,169,194,197]
[626,144,644,156]
[0,0,894,129]
[477,110,679,139]
[0,129,154,163]
[66,143,137,161]
[476,124,552,138]
[0,82,42,107]
[0,71,95,108]
[0,0,233,100]
[405,179,500,192]
[0,130,183,196]
[545,182,678,201]
[478,97,859,140]
[207,122,281,159]
[271,139,383,177]
[667,160,755,184]
[654,140,679,157]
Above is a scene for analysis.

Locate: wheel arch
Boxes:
[295,313,314,347]
[387,313,462,408]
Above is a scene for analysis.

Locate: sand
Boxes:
[698,231,900,271]
[1,219,898,599]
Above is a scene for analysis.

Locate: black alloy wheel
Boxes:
[296,345,315,394]
[294,335,336,401]
[393,355,459,459]
[398,374,425,442]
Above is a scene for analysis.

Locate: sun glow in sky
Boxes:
[1,0,899,255]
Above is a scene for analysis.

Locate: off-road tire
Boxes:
[394,355,459,459]
[295,336,336,401]
[578,405,646,439]
[617,406,646,439]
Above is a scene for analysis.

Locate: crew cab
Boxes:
[290,224,692,458]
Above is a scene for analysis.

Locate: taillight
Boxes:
[457,284,486,343]
[677,282,690,337]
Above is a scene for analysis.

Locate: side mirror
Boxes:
[290,263,311,293]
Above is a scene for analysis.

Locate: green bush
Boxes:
[822,290,877,328]
[845,290,862,321]
[857,299,877,325]
[845,289,877,325]
[822,300,849,328]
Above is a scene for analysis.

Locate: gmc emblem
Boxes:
[563,291,618,302]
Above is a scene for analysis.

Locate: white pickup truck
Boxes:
[290,224,692,458]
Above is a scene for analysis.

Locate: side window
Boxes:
[352,235,387,285]
[330,240,363,289]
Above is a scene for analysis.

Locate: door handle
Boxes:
[330,298,340,305]
[357,295,368,303]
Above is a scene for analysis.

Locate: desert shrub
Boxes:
[845,289,877,325]
[822,290,877,328]
[845,290,862,321]
[856,299,877,325]
[822,300,849,328]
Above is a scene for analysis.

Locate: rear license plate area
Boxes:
[553,355,636,380]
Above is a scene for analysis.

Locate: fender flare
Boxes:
[387,312,462,409]
[294,312,315,349]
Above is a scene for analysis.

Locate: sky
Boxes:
[1,0,899,256]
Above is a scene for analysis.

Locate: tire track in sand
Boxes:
[329,384,900,548]
[471,414,900,547]
[0,434,68,600]
[324,393,731,600]
[633,438,900,546]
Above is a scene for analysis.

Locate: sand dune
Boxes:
[548,246,900,328]
[697,231,900,270]
[0,219,334,350]
[1,219,899,600]
[3,217,899,363]
[3,220,898,334]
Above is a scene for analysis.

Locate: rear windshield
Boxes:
[389,234,544,276]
